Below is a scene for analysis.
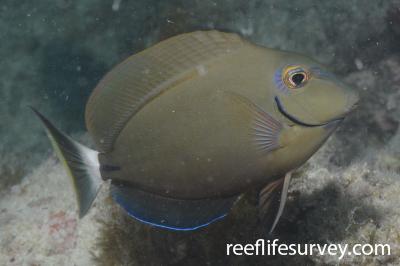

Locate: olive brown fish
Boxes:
[33,30,359,231]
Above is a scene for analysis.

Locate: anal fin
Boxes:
[111,183,238,231]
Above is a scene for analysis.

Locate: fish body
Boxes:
[33,31,358,231]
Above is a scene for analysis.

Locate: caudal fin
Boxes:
[32,108,102,217]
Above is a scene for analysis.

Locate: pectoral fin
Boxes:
[224,91,283,153]
[258,172,292,234]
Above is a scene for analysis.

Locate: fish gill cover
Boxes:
[0,0,400,265]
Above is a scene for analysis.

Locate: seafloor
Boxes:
[1,1,400,265]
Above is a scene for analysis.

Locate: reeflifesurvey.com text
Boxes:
[226,239,390,260]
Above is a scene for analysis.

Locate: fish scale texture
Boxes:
[85,31,244,152]
[1,56,400,265]
[1,129,400,265]
[1,0,400,265]
[0,0,396,186]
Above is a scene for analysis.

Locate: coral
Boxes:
[1,1,400,265]
[0,0,398,188]
[2,132,400,265]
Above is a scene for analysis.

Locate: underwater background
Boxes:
[1,0,400,265]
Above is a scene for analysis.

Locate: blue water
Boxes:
[1,1,399,265]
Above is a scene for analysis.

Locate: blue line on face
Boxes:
[274,67,290,94]
[274,65,333,94]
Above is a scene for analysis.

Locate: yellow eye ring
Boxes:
[283,66,310,89]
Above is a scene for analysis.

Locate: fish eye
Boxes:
[290,73,305,85]
[283,66,310,89]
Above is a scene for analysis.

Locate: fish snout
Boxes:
[322,90,358,131]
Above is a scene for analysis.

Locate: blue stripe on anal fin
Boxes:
[110,183,238,231]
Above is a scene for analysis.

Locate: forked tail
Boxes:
[32,108,102,217]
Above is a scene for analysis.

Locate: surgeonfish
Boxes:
[33,31,359,231]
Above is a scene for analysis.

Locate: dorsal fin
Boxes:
[85,31,246,152]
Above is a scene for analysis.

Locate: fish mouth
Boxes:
[274,96,344,127]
